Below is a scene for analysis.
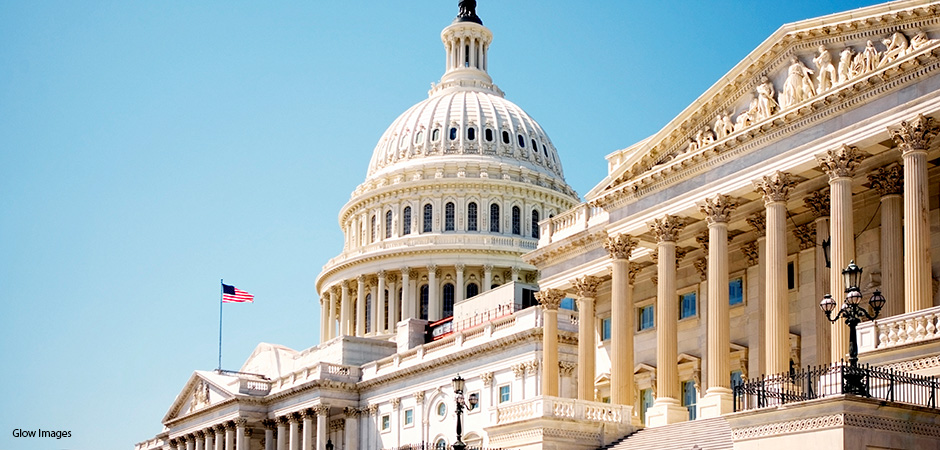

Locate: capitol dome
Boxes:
[315,2,579,339]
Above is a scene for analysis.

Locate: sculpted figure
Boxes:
[780,57,814,108]
[861,40,879,73]
[716,114,734,138]
[755,76,777,120]
[687,136,699,152]
[838,47,855,84]
[813,45,837,92]
[700,127,716,146]
[911,30,932,51]
[734,99,756,131]
[880,32,909,67]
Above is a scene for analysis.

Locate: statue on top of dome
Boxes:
[456,0,483,25]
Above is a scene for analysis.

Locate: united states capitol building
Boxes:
[137,1,940,449]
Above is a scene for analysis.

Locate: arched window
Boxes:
[443,283,455,318]
[397,288,403,322]
[432,128,441,141]
[365,293,372,334]
[467,202,478,231]
[370,215,377,242]
[445,202,455,231]
[420,285,429,320]
[511,206,521,235]
[385,210,392,239]
[415,130,424,144]
[466,282,479,299]
[435,438,447,450]
[423,204,433,233]
[490,203,500,233]
[485,128,494,142]
[531,210,540,238]
[531,139,537,150]
[501,130,510,144]
[384,289,390,331]
[517,135,526,148]
[402,206,412,236]
[449,127,458,140]
[467,127,476,141]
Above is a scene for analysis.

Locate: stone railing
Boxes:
[134,437,166,450]
[270,362,361,392]
[238,378,273,396]
[538,203,608,246]
[326,234,537,267]
[857,305,940,352]
[492,395,632,426]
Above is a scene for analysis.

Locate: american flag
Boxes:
[222,283,254,303]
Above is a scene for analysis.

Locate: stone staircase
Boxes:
[598,417,733,450]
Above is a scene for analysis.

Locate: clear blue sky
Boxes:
[0,1,884,449]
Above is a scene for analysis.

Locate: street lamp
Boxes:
[451,374,478,450]
[325,439,333,450]
[819,260,885,395]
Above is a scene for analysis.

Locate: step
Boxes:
[602,417,733,450]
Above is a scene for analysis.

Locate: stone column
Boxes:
[340,281,350,336]
[428,265,440,321]
[195,431,205,450]
[573,275,601,401]
[387,273,399,328]
[535,288,565,397]
[745,213,767,373]
[225,422,235,450]
[276,417,288,450]
[204,429,214,450]
[605,233,638,406]
[483,265,493,292]
[319,297,327,343]
[868,165,904,318]
[377,271,386,333]
[214,425,225,450]
[301,410,314,450]
[356,275,366,336]
[401,268,412,319]
[262,420,275,450]
[328,289,337,340]
[456,264,466,303]
[891,115,937,312]
[698,195,737,417]
[289,413,301,450]
[343,408,359,450]
[314,405,329,450]
[185,435,195,450]
[647,214,688,426]
[804,191,832,365]
[414,392,425,444]
[235,419,247,450]
[818,146,864,361]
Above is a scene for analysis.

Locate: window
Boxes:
[432,128,440,141]
[381,414,390,431]
[404,409,414,426]
[467,202,478,231]
[602,317,612,341]
[384,289,390,331]
[449,127,458,140]
[415,130,424,143]
[467,127,476,141]
[420,285,429,320]
[731,370,744,388]
[467,392,479,410]
[402,206,412,236]
[561,297,577,310]
[423,203,433,233]
[365,293,372,334]
[679,291,697,319]
[444,202,455,231]
[511,206,521,235]
[370,215,376,242]
[542,144,548,156]
[385,210,392,239]
[435,439,447,450]
[682,380,697,420]
[437,402,447,417]
[639,305,654,331]
[466,282,479,299]
[517,134,525,147]
[640,388,654,425]
[443,283,455,318]
[531,139,537,150]
[490,203,500,232]
[501,130,510,144]
[787,260,796,290]
[485,128,494,142]
[531,210,540,238]
[729,276,744,306]
[498,385,510,403]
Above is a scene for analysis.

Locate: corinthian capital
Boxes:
[572,275,601,298]
[890,114,938,154]
[699,194,738,224]
[753,171,798,203]
[649,215,686,242]
[817,145,865,179]
[604,233,638,260]
[867,164,903,197]
[628,263,641,284]
[745,212,766,237]
[741,241,759,267]
[792,223,816,250]
[534,288,565,310]
[803,190,830,218]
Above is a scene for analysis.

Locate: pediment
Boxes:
[588,0,940,206]
[162,371,236,424]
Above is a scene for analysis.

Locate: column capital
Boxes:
[604,233,638,260]
[276,416,290,426]
[695,232,709,253]
[290,412,303,423]
[302,409,316,420]
[649,215,686,242]
[693,258,707,281]
[481,371,494,386]
[868,164,903,197]
[214,424,226,433]
[699,194,738,224]
[313,404,330,415]
[455,263,466,272]
[572,275,601,298]
[741,241,759,267]
[483,264,493,272]
[535,288,565,310]
[628,263,641,285]
[195,430,205,439]
[511,363,526,378]
[753,171,798,203]
[426,264,437,273]
[793,223,816,250]
[367,404,378,416]
[890,114,938,154]
[225,420,237,431]
[344,406,360,418]
[377,269,386,278]
[803,190,830,218]
[261,419,276,430]
[559,361,577,375]
[817,145,865,179]
[390,397,401,409]
[414,390,426,402]
[746,212,766,237]
[357,274,366,284]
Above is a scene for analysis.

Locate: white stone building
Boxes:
[137,1,940,449]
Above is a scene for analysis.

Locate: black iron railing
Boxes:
[733,360,939,412]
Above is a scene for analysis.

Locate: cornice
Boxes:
[524,227,609,268]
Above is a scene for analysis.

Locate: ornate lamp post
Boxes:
[819,260,886,395]
[451,374,478,450]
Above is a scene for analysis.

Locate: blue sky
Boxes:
[0,1,885,449]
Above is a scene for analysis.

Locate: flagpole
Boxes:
[218,279,224,372]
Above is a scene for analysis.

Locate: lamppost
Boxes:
[819,260,886,395]
[451,374,478,450]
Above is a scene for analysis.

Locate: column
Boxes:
[483,265,493,292]
[401,268,413,319]
[344,408,359,450]
[535,289,564,397]
[388,273,399,328]
[699,195,737,417]
[572,275,601,401]
[804,191,832,365]
[262,420,275,450]
[314,405,329,450]
[391,398,401,448]
[340,281,351,336]
[818,146,864,361]
[289,413,301,450]
[754,172,797,375]
[868,165,904,317]
[511,266,520,282]
[512,363,526,399]
[185,436,195,450]
[302,410,314,450]
[891,115,936,312]
[356,276,366,336]
[328,289,337,339]
[647,214,688,426]
[414,392,426,444]
[276,417,288,450]
[319,297,327,343]
[214,425,225,450]
[377,271,387,333]
[456,264,466,303]
[428,265,440,321]
[205,429,214,450]
[225,422,235,450]
[370,281,378,334]
[195,431,205,450]
[235,419,247,450]
[604,233,638,406]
